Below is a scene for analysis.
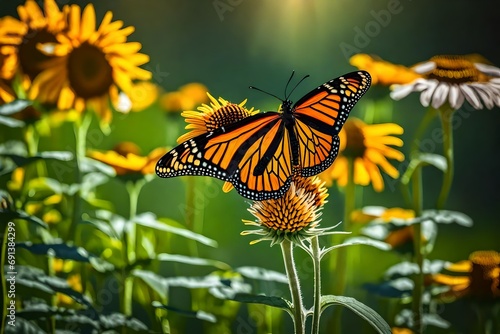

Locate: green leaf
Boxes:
[363,278,414,298]
[235,266,288,284]
[401,153,446,185]
[134,212,218,248]
[0,151,73,176]
[0,116,25,128]
[384,259,449,278]
[81,157,116,176]
[4,317,46,334]
[0,100,32,115]
[157,253,231,270]
[16,242,113,272]
[322,236,392,258]
[133,270,251,301]
[80,217,121,240]
[97,313,149,332]
[321,295,391,334]
[131,270,168,299]
[395,309,450,329]
[12,265,94,309]
[218,293,291,310]
[81,172,110,197]
[421,210,473,227]
[0,208,47,229]
[152,301,217,323]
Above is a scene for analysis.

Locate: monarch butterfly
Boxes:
[156,71,371,200]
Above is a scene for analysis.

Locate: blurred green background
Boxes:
[1,0,499,332]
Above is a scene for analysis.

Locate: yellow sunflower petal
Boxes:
[363,158,384,191]
[103,41,142,55]
[364,149,400,178]
[58,85,76,110]
[112,68,133,93]
[363,123,404,137]
[67,5,81,39]
[433,274,470,287]
[370,135,404,147]
[445,260,473,272]
[80,4,96,41]
[353,157,370,186]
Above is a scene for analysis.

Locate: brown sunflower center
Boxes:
[205,104,251,131]
[19,29,58,80]
[342,121,366,157]
[468,251,500,299]
[67,42,113,99]
[428,55,480,83]
[113,142,141,156]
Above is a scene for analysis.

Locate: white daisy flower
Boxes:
[390,55,500,110]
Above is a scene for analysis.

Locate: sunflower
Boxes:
[87,142,167,178]
[177,93,259,143]
[319,118,404,192]
[433,250,500,301]
[29,3,151,123]
[0,0,66,86]
[160,82,209,113]
[0,16,26,103]
[387,54,500,110]
[350,54,422,86]
[241,176,330,245]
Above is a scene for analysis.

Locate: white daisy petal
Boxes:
[448,84,464,109]
[412,61,436,74]
[489,78,500,85]
[419,80,438,107]
[474,63,500,78]
[459,84,483,110]
[390,83,418,101]
[469,83,495,109]
[431,83,450,109]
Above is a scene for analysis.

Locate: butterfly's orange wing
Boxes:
[293,71,371,176]
[156,113,293,200]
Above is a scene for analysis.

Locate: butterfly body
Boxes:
[156,71,371,200]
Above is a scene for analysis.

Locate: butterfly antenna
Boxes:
[249,85,283,102]
[284,71,295,99]
[286,74,310,100]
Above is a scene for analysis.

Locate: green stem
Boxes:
[311,236,322,334]
[401,107,437,207]
[436,107,454,209]
[68,113,92,239]
[410,107,438,157]
[185,176,199,257]
[329,157,356,334]
[281,239,305,334]
[411,164,424,334]
[122,179,145,320]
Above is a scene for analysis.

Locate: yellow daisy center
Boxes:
[205,104,251,131]
[68,42,113,98]
[19,28,58,79]
[468,250,500,298]
[428,55,481,83]
[342,120,366,157]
